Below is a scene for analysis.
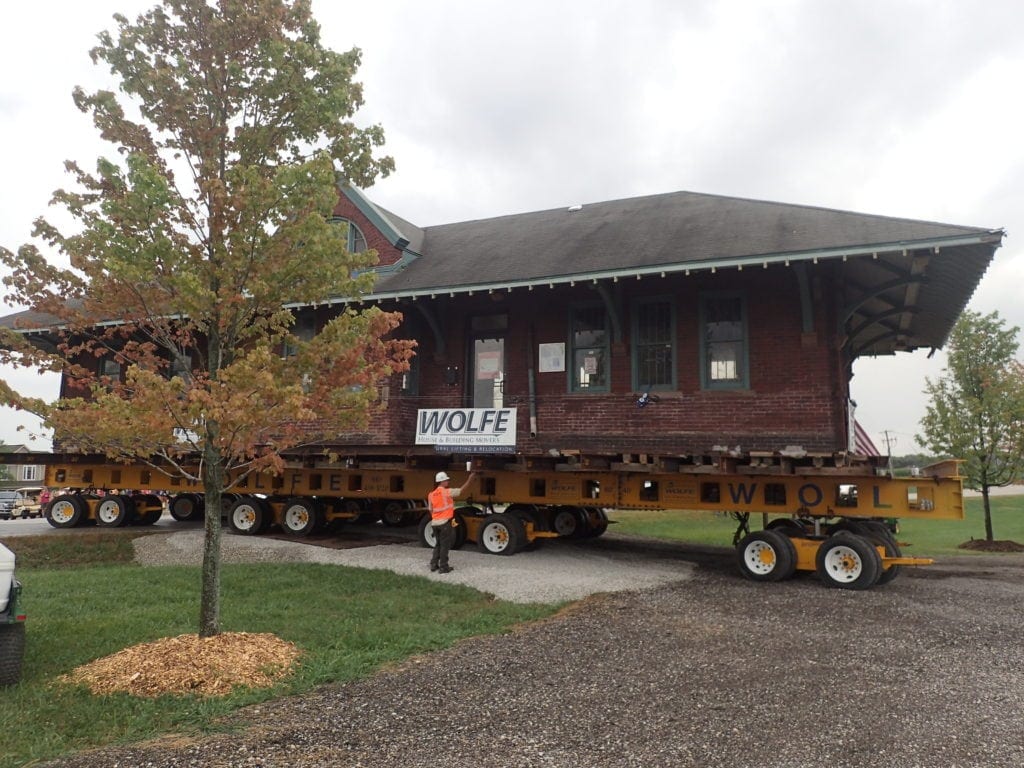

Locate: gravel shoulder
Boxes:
[44,531,1024,767]
[132,528,698,604]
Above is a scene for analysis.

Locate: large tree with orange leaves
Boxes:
[0,0,410,636]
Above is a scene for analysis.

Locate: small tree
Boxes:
[919,310,1024,541]
[0,0,411,636]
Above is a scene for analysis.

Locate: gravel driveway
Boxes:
[43,533,1024,768]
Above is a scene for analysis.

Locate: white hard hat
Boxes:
[435,471,450,483]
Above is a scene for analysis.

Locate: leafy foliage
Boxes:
[919,310,1024,539]
[0,0,409,633]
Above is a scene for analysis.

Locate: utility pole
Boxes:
[882,430,897,476]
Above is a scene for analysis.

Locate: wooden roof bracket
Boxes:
[413,303,446,359]
[593,282,623,343]
[794,262,814,334]
[839,274,928,329]
[843,307,920,351]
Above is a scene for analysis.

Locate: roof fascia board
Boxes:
[337,184,411,249]
[293,229,1004,308]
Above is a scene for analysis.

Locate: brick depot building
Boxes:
[316,187,1001,461]
[3,187,1004,464]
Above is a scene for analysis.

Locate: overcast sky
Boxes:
[2,0,1023,455]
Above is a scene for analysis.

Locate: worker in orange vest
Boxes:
[428,470,477,573]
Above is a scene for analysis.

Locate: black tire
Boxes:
[477,513,525,556]
[736,529,797,582]
[280,498,320,537]
[169,493,204,522]
[95,495,133,527]
[47,494,85,528]
[131,494,164,525]
[815,533,882,590]
[417,514,437,548]
[452,512,468,549]
[381,501,416,527]
[856,521,902,585]
[228,497,270,535]
[506,505,542,550]
[581,507,609,538]
[549,505,586,538]
[766,518,807,538]
[0,622,26,687]
[337,499,373,524]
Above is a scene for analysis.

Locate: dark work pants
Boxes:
[430,521,454,569]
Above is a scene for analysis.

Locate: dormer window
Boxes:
[330,217,368,254]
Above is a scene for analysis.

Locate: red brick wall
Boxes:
[361,264,854,456]
[57,257,854,457]
[331,193,404,267]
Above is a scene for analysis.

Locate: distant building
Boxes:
[0,445,44,488]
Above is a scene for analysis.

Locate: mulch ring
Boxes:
[61,632,301,698]
[958,539,1024,553]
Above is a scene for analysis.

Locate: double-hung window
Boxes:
[700,292,748,389]
[632,298,675,391]
[569,305,609,392]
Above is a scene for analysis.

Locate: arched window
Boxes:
[330,217,368,253]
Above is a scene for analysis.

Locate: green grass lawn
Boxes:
[3,495,1021,766]
[0,534,558,768]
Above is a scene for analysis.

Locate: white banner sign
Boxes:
[416,408,517,453]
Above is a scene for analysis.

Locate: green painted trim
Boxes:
[698,291,749,391]
[631,295,677,392]
[290,230,1003,308]
[337,184,412,249]
[567,302,611,394]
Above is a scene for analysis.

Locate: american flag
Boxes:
[853,420,882,456]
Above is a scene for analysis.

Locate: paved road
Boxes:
[0,512,182,537]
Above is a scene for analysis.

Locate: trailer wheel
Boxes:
[281,498,320,537]
[478,513,524,556]
[229,497,270,535]
[131,494,164,525]
[170,493,204,522]
[736,529,797,582]
[47,494,85,528]
[550,506,586,538]
[417,514,437,548]
[0,623,26,687]
[582,507,609,538]
[816,533,881,590]
[381,501,415,527]
[854,521,902,585]
[766,518,807,538]
[452,512,468,549]
[96,496,132,527]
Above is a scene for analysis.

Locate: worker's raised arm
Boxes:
[457,472,478,496]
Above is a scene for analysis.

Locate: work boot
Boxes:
[438,566,453,574]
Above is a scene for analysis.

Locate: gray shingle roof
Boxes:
[0,189,1002,357]
[373,190,999,293]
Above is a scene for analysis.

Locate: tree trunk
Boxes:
[199,429,224,638]
[982,485,994,541]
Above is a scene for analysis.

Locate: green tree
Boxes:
[0,0,410,636]
[919,310,1024,541]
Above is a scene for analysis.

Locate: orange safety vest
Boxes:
[428,486,455,523]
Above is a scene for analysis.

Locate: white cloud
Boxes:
[2,0,1022,454]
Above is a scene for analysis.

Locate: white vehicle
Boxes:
[0,491,18,520]
[9,487,45,519]
[0,542,25,686]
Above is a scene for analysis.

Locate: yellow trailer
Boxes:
[36,453,963,590]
